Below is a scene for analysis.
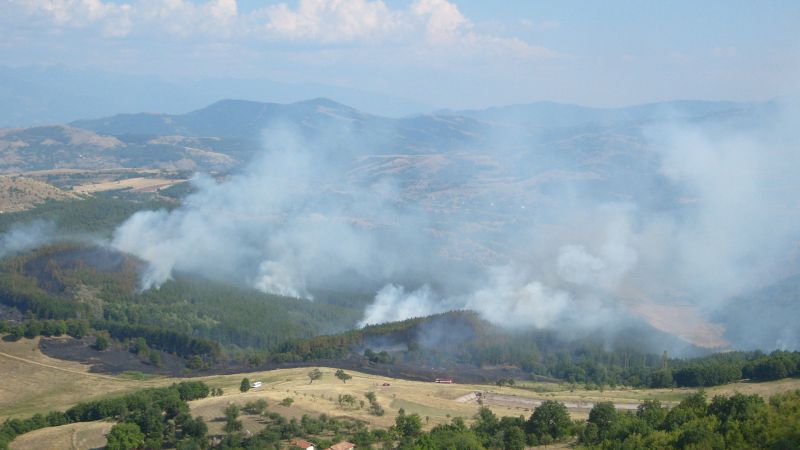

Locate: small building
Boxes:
[326,442,355,450]
[290,438,315,450]
[435,378,453,384]
[250,381,262,388]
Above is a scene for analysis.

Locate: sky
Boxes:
[1,0,799,109]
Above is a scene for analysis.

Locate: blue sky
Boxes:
[1,0,798,109]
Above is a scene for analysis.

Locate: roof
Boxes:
[290,438,314,448]
[326,442,355,450]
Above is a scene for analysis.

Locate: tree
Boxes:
[637,399,668,428]
[472,406,498,437]
[527,400,571,441]
[338,394,357,408]
[588,401,618,432]
[650,368,673,388]
[148,349,161,367]
[308,368,322,384]
[395,409,422,440]
[240,377,251,393]
[335,369,352,383]
[8,325,23,341]
[244,399,268,415]
[750,358,789,381]
[223,404,242,434]
[130,337,148,355]
[496,378,515,388]
[180,415,208,440]
[106,422,146,450]
[93,335,109,351]
[504,426,526,450]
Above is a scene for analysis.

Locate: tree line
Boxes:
[0,381,210,450]
[215,389,800,449]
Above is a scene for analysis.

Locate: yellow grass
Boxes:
[706,378,800,398]
[0,337,169,420]
[71,177,184,193]
[9,421,113,450]
[186,367,495,431]
[0,176,76,213]
[17,168,160,176]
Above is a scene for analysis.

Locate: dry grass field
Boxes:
[2,335,800,448]
[0,176,77,213]
[0,337,169,420]
[9,421,112,450]
[71,177,185,194]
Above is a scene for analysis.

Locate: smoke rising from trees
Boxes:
[111,101,800,350]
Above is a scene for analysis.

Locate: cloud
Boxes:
[263,0,400,42]
[258,0,556,61]
[7,0,557,61]
[411,0,467,43]
[17,0,134,37]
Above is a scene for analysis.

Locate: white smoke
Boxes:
[466,267,571,329]
[0,220,56,258]
[358,284,442,327]
[112,122,435,295]
[108,100,800,349]
[253,260,311,300]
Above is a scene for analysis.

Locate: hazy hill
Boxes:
[71,98,385,139]
[0,125,241,174]
[71,97,761,143]
[0,65,433,127]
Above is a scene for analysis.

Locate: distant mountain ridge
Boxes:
[72,97,767,139]
[0,65,434,127]
[442,99,758,128]
[70,98,380,139]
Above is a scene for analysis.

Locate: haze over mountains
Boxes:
[2,96,798,353]
[0,65,433,127]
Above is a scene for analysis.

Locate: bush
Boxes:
[92,335,109,351]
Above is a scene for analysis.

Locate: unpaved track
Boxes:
[457,392,640,411]
[0,350,119,381]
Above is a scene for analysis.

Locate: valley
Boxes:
[0,98,798,449]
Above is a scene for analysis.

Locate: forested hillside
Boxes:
[0,242,371,363]
[1,238,798,386]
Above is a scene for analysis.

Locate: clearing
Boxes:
[0,337,169,420]
[9,421,112,450]
[70,177,185,194]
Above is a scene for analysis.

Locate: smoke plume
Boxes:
[111,100,800,351]
[0,220,56,258]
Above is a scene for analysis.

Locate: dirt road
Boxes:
[456,392,641,411]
